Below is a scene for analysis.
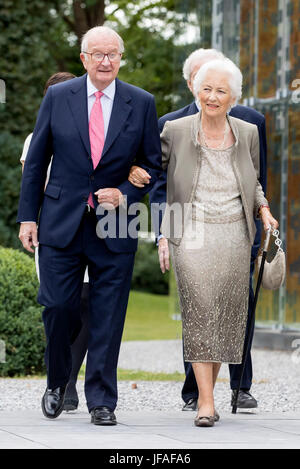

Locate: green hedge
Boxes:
[131,241,169,295]
[0,132,23,250]
[0,246,45,376]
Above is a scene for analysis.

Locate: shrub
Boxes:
[131,241,169,295]
[0,131,23,250]
[0,246,45,376]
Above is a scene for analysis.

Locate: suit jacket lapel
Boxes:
[67,74,91,157]
[100,79,132,160]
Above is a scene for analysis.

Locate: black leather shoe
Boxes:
[63,398,79,412]
[91,406,117,426]
[63,384,79,411]
[42,386,66,419]
[231,390,258,409]
[182,398,198,411]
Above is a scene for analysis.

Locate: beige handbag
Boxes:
[257,229,286,290]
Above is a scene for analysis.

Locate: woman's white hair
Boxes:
[81,26,124,55]
[182,49,225,81]
[193,58,243,106]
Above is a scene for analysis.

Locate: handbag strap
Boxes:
[259,228,284,256]
[272,229,284,252]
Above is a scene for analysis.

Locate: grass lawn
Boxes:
[122,290,182,341]
[117,369,185,381]
[77,367,185,382]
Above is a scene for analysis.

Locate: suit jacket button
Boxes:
[90,175,95,181]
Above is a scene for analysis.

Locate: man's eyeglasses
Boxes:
[83,52,122,63]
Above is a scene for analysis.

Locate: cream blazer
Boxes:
[160,112,268,246]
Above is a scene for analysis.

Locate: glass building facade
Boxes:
[171,0,300,329]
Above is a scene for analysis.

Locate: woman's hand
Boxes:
[260,207,279,232]
[128,165,151,188]
[158,237,170,274]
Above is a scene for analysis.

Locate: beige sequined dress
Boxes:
[170,142,251,364]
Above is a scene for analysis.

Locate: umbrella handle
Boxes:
[263,227,271,253]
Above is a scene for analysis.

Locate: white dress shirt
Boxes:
[20,133,33,162]
[86,75,115,136]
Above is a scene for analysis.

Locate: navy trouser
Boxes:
[38,210,135,412]
[68,282,90,388]
[181,260,256,402]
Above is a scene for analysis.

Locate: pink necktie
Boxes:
[88,91,105,208]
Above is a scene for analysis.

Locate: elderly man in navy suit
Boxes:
[17,26,161,425]
[129,48,267,411]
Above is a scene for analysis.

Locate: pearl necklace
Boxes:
[200,121,230,150]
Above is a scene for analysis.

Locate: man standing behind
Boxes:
[17,26,161,425]
[129,48,267,411]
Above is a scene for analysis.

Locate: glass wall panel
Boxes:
[290,0,300,87]
[286,106,300,326]
[287,0,300,325]
[257,0,278,98]
[240,0,256,98]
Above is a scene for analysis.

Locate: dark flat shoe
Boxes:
[182,398,198,411]
[91,406,117,426]
[231,390,258,409]
[64,383,79,411]
[63,398,79,412]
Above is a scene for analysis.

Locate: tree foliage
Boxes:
[0,0,210,249]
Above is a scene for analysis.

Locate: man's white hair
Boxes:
[193,58,243,106]
[182,48,225,81]
[81,26,124,54]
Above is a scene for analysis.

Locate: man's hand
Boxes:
[19,222,38,253]
[128,165,151,188]
[95,188,124,210]
[158,237,170,274]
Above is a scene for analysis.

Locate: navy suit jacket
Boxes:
[17,75,162,253]
[150,102,267,263]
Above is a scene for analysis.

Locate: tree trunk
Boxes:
[73,0,105,42]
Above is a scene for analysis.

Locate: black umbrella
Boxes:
[232,227,271,414]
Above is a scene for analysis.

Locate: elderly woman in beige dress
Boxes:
[129,58,278,427]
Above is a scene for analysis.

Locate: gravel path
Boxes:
[1,341,299,413]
